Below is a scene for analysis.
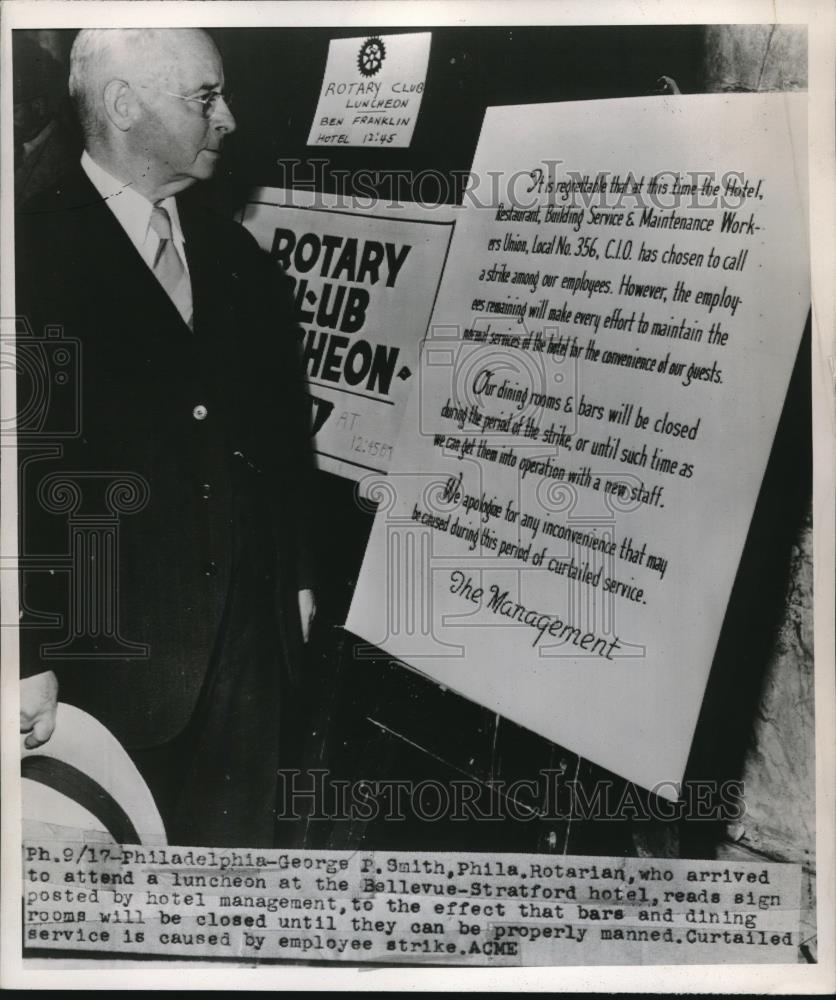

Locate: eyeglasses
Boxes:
[161,89,233,119]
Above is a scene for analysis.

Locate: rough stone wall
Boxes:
[703,25,808,92]
[730,512,816,864]
[703,24,814,868]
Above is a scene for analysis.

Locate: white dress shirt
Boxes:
[81,151,193,325]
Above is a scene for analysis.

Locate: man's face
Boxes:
[130,31,236,193]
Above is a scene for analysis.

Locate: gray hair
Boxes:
[68,28,191,140]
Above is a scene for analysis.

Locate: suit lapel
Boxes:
[59,168,196,340]
[179,199,236,341]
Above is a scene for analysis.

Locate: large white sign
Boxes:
[346,94,809,796]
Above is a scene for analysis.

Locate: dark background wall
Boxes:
[213,25,703,204]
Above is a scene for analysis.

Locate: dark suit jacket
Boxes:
[16,166,316,749]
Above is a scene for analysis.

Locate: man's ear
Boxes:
[102,78,140,132]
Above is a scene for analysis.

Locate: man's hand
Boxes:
[20,670,58,749]
[298,588,316,644]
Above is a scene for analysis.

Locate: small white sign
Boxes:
[307,32,431,148]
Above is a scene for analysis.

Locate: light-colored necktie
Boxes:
[149,205,192,327]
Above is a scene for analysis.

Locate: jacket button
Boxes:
[192,404,208,421]
[201,482,212,500]
[203,561,217,577]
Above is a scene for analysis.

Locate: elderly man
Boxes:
[17,28,316,847]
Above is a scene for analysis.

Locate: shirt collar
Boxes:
[80,151,187,256]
